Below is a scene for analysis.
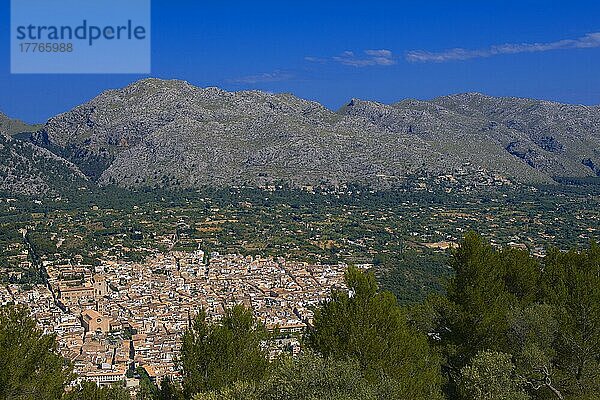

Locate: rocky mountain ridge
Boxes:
[2,78,599,194]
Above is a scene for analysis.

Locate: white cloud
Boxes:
[307,49,396,67]
[304,56,326,63]
[406,32,600,63]
[227,70,293,84]
[365,49,393,57]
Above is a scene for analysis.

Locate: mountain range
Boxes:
[2,78,600,196]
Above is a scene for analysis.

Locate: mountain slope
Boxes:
[27,79,600,190]
[339,98,553,183]
[432,93,600,177]
[0,114,87,196]
[0,134,88,196]
[0,112,39,137]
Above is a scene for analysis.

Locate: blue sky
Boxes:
[1,0,600,123]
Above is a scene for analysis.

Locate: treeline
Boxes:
[1,233,600,399]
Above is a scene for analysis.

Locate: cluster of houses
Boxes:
[1,249,349,391]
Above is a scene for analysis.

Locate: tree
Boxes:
[443,233,516,365]
[192,352,377,400]
[428,234,600,399]
[192,381,258,400]
[64,381,130,400]
[539,244,600,398]
[261,352,376,400]
[501,248,541,305]
[0,305,72,400]
[427,233,547,397]
[181,305,270,397]
[306,266,443,400]
[506,304,563,400]
[458,350,529,400]
[156,376,184,400]
[136,366,159,400]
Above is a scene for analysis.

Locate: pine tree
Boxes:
[306,266,443,400]
[0,305,73,400]
[181,305,270,397]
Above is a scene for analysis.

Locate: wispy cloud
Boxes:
[227,70,293,84]
[406,32,600,63]
[306,49,396,67]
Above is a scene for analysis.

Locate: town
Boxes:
[0,248,349,390]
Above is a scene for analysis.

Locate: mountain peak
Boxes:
[434,92,492,102]
[127,77,194,89]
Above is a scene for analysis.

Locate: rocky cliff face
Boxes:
[18,79,600,190]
